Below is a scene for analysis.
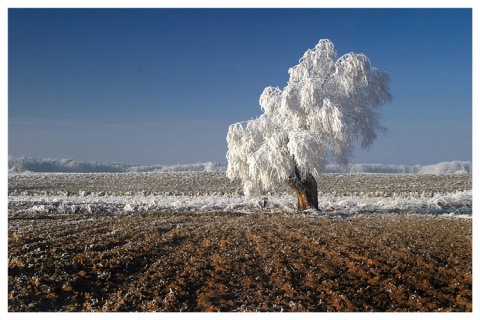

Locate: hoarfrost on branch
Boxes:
[226,39,392,196]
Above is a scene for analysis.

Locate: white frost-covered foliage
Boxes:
[418,161,471,175]
[7,156,226,173]
[227,39,392,195]
[349,161,472,174]
[7,156,471,175]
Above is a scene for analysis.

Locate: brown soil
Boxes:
[8,211,471,312]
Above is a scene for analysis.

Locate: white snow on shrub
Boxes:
[8,156,227,173]
[7,156,471,175]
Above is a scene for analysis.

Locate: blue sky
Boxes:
[8,8,472,165]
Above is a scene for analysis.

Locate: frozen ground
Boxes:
[8,172,472,218]
[8,171,473,311]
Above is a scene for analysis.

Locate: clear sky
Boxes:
[8,7,473,166]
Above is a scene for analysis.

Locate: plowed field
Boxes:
[8,211,472,312]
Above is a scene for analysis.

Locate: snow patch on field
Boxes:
[8,170,472,219]
[8,190,472,218]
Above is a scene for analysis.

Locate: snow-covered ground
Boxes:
[8,190,472,218]
[8,170,472,219]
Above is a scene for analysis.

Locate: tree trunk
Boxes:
[288,165,319,212]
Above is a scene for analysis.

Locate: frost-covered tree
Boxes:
[226,39,392,211]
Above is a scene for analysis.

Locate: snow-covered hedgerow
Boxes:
[8,156,471,174]
[8,156,227,174]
